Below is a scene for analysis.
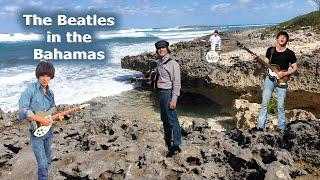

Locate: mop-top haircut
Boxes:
[35,61,55,79]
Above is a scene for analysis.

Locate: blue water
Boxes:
[0,24,274,112]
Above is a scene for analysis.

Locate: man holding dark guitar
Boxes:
[18,61,61,180]
[255,31,298,130]
[154,40,182,157]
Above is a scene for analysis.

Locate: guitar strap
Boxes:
[269,47,275,63]
[163,58,172,65]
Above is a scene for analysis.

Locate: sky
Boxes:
[0,0,318,33]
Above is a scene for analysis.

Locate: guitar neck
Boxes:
[51,107,80,120]
[243,47,270,68]
[132,77,151,83]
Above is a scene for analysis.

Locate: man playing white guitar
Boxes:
[18,61,58,180]
[254,31,298,131]
[18,61,89,179]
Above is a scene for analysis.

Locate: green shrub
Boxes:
[268,97,277,114]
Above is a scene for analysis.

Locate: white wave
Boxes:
[155,27,179,32]
[0,64,137,112]
[0,33,42,42]
[152,30,214,40]
[227,24,264,28]
[97,28,215,40]
[107,38,186,63]
[156,27,195,32]
[130,28,154,32]
[108,42,155,64]
[0,72,35,85]
[51,66,135,107]
[96,31,148,39]
[0,35,190,112]
[0,67,36,112]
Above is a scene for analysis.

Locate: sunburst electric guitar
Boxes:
[32,104,90,137]
[131,71,158,90]
[236,41,290,87]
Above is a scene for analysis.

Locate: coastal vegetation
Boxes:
[267,11,320,33]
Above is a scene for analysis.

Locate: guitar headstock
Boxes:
[236,40,245,49]
[236,40,252,54]
[79,104,90,109]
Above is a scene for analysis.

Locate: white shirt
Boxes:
[209,35,221,51]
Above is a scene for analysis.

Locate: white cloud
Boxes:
[75,5,82,10]
[253,3,268,11]
[137,0,149,3]
[92,0,107,3]
[114,5,177,15]
[210,3,231,12]
[273,1,294,9]
[252,1,296,11]
[0,5,20,18]
[238,0,251,4]
[87,6,96,10]
[296,0,319,12]
[92,0,122,3]
[4,5,20,13]
[28,1,42,7]
[184,3,198,12]
[307,0,320,9]
[185,6,196,12]
[0,11,8,19]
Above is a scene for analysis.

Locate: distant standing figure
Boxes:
[208,30,221,51]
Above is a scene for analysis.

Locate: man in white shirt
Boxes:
[208,30,221,51]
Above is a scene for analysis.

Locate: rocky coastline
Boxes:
[121,27,320,121]
[0,90,319,179]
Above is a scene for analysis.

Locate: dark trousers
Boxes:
[159,89,182,147]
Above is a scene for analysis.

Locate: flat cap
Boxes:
[155,40,169,49]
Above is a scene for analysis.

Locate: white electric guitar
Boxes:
[32,104,90,137]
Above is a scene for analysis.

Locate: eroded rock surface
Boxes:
[0,103,319,179]
[121,29,320,117]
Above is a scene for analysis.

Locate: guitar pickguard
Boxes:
[33,115,53,137]
[267,68,279,79]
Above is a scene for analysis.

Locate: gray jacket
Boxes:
[156,54,181,103]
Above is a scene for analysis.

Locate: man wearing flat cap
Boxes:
[154,40,182,157]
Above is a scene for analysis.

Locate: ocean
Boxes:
[0,24,273,112]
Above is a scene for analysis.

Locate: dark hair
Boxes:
[35,61,55,79]
[276,31,289,42]
[156,47,171,56]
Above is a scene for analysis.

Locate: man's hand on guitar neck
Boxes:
[57,115,64,121]
[29,115,52,126]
